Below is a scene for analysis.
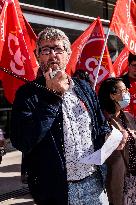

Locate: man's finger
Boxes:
[54,70,63,80]
[45,68,52,81]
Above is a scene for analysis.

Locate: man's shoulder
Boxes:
[73,77,93,90]
[72,77,97,100]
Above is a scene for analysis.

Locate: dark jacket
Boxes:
[10,76,111,204]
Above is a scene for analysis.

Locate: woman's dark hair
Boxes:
[73,69,90,82]
[98,77,124,114]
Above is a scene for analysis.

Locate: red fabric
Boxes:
[66,17,114,91]
[110,0,136,55]
[113,47,129,76]
[0,1,7,80]
[66,18,97,76]
[0,0,38,103]
[125,81,136,117]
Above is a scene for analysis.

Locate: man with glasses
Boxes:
[121,52,136,117]
[11,27,111,205]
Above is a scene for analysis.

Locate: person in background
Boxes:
[121,52,136,117]
[73,69,90,82]
[73,69,94,87]
[98,77,136,205]
[0,128,6,164]
[10,27,112,205]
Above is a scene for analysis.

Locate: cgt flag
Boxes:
[110,0,136,55]
[126,81,136,117]
[0,0,38,103]
[113,47,129,76]
[66,17,114,89]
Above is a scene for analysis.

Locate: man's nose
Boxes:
[50,49,56,56]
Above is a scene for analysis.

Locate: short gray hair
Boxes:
[36,27,71,56]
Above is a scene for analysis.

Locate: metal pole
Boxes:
[93,27,111,90]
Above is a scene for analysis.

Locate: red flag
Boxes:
[66,17,114,89]
[110,0,136,55]
[125,81,136,117]
[0,1,7,80]
[113,47,129,76]
[0,0,38,103]
[66,19,97,76]
[13,0,37,51]
[0,0,5,12]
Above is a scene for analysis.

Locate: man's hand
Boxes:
[45,69,70,94]
[116,129,128,150]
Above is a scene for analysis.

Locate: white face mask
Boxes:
[118,92,130,109]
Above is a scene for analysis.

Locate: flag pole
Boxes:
[93,27,111,90]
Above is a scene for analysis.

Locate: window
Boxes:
[66,0,104,18]
[20,0,65,10]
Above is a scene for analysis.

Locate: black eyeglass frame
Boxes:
[39,46,65,55]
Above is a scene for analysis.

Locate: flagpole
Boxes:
[93,27,111,90]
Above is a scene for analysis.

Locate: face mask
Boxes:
[118,92,130,109]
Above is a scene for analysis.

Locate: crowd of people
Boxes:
[0,27,135,205]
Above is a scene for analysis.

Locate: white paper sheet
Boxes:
[79,125,123,165]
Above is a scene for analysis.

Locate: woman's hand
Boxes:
[117,129,128,150]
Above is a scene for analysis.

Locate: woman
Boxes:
[98,77,136,205]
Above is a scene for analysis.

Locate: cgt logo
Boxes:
[77,37,113,84]
[85,57,109,83]
[8,33,26,76]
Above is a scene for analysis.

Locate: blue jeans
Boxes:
[68,172,109,205]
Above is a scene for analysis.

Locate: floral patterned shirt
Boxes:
[62,81,96,181]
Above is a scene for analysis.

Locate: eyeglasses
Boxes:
[115,89,128,95]
[39,46,65,55]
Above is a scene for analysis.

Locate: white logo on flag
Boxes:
[85,57,109,83]
[8,33,26,75]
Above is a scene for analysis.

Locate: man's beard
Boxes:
[40,62,50,74]
[40,62,66,73]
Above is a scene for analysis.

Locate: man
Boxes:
[10,27,111,205]
[121,52,136,117]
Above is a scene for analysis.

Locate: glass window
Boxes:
[19,0,65,10]
[65,0,116,20]
[108,0,116,3]
[20,0,116,20]
[66,0,104,18]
